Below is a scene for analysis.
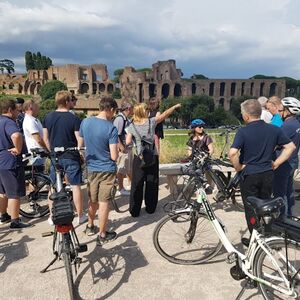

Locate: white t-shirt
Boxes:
[260,109,273,124]
[23,114,44,152]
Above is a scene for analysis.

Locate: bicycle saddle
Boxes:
[246,196,285,218]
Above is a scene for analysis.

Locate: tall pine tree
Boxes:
[25,51,35,70]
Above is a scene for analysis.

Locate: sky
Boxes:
[1,0,300,79]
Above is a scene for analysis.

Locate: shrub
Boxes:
[39,80,67,101]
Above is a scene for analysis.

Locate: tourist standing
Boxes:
[79,97,119,245]
[113,101,133,196]
[126,102,181,217]
[266,96,283,127]
[273,97,300,216]
[0,98,32,229]
[43,91,87,225]
[257,96,272,123]
[229,99,295,235]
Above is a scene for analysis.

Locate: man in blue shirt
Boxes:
[273,97,300,216]
[229,99,295,234]
[79,97,119,245]
[0,98,32,229]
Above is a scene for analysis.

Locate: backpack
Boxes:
[131,119,156,168]
[113,113,129,145]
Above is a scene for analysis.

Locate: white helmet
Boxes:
[281,97,300,115]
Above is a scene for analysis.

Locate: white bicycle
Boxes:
[153,159,300,299]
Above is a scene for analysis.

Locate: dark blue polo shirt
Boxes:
[231,120,290,175]
[281,116,300,168]
[0,115,21,169]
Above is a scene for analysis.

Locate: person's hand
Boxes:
[174,103,181,109]
[8,148,19,156]
[272,160,279,170]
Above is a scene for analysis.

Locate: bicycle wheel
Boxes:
[110,184,129,213]
[253,238,300,299]
[153,211,223,265]
[20,173,51,218]
[62,252,75,300]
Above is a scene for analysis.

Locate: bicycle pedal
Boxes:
[75,257,82,264]
[245,278,258,289]
[230,265,246,281]
[77,243,88,253]
[226,252,237,264]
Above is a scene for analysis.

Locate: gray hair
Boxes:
[257,96,268,107]
[241,99,262,118]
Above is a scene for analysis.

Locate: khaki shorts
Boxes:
[117,148,133,175]
[87,172,116,203]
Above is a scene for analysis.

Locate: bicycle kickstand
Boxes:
[40,253,59,273]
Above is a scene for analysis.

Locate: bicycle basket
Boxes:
[50,191,74,225]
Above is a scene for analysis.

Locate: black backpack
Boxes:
[132,119,156,168]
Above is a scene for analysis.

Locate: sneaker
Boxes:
[0,213,11,224]
[96,231,117,246]
[85,224,97,236]
[77,214,88,225]
[115,188,130,196]
[10,219,33,230]
[48,216,54,226]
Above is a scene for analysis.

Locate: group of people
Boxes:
[0,91,180,245]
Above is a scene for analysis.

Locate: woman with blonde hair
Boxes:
[126,102,181,217]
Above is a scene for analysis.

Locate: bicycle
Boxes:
[24,147,88,300]
[153,155,300,299]
[19,162,51,218]
[110,179,129,213]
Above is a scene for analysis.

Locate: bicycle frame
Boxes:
[195,187,297,297]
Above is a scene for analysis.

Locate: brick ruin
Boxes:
[0,59,285,114]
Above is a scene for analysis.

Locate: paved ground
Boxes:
[1,177,300,300]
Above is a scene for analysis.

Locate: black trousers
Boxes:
[240,170,273,233]
[129,155,159,217]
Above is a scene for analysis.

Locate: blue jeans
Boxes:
[50,158,82,185]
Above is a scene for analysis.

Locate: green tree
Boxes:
[113,68,124,82]
[36,52,42,70]
[39,80,67,101]
[25,51,35,70]
[46,57,53,68]
[230,95,251,121]
[0,59,15,74]
[32,53,37,69]
[136,68,151,72]
[112,88,121,99]
[191,74,209,79]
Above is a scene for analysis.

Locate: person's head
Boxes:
[257,96,268,109]
[55,90,73,109]
[99,96,118,120]
[240,99,262,123]
[133,103,148,123]
[23,100,40,117]
[0,97,18,120]
[148,98,159,111]
[280,97,300,119]
[120,100,133,117]
[190,118,206,135]
[266,96,282,115]
[15,97,25,113]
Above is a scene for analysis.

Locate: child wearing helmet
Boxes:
[187,119,214,157]
[273,97,300,216]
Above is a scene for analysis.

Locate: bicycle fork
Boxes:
[184,210,199,243]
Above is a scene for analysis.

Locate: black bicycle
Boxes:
[24,147,87,300]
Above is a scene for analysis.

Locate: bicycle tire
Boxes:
[62,252,75,300]
[110,185,129,213]
[253,238,300,299]
[153,211,223,265]
[20,173,51,218]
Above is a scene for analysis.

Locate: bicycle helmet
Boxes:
[191,119,206,128]
[281,97,300,115]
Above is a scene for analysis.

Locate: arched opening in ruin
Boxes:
[202,88,205,94]
[269,83,277,97]
[241,82,245,96]
[107,83,114,94]
[138,83,143,102]
[35,82,41,94]
[99,83,105,92]
[250,82,254,96]
[192,83,196,95]
[149,83,156,98]
[209,83,214,96]
[81,83,89,94]
[8,83,14,89]
[260,82,265,96]
[93,83,97,94]
[18,84,23,94]
[220,82,225,96]
[219,98,225,107]
[42,70,48,80]
[174,83,182,97]
[162,83,170,99]
[24,81,30,94]
[29,83,36,95]
[230,98,234,109]
[230,82,236,96]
